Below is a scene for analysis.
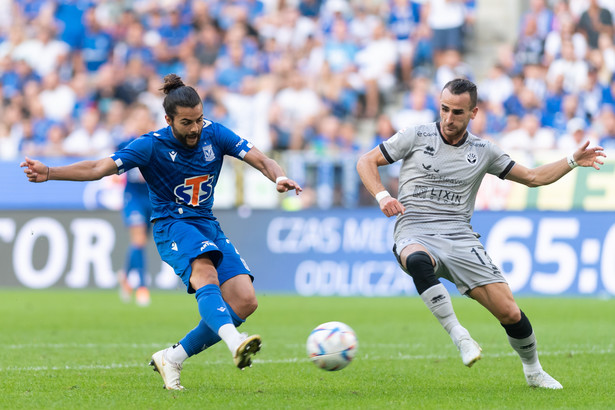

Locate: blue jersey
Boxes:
[110,120,253,222]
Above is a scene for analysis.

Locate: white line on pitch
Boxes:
[0,347,612,372]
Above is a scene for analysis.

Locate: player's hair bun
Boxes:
[160,74,185,95]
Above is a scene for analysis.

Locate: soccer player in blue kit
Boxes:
[117,103,155,306]
[21,74,302,390]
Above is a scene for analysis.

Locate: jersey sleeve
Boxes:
[379,126,416,163]
[486,141,515,179]
[110,135,153,175]
[214,122,253,160]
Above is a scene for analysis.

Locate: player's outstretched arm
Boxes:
[506,141,606,187]
[20,157,118,183]
[243,147,302,194]
[357,147,405,217]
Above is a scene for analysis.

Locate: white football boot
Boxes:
[233,334,262,369]
[525,370,563,389]
[150,348,184,390]
[456,337,482,367]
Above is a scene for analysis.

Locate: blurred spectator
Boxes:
[28,123,69,157]
[299,0,323,18]
[12,23,70,77]
[53,0,88,49]
[385,0,423,86]
[514,14,544,67]
[322,17,358,74]
[0,104,24,160]
[192,23,222,66]
[115,57,151,105]
[425,0,467,67]
[543,14,587,66]
[392,84,437,129]
[578,65,603,121]
[113,20,156,68]
[372,113,396,146]
[62,107,112,157]
[218,75,275,153]
[215,42,256,92]
[577,0,613,50]
[80,7,114,72]
[269,70,322,150]
[38,71,76,122]
[546,40,589,94]
[318,69,360,119]
[596,104,615,150]
[354,19,398,117]
[434,49,473,90]
[479,64,514,106]
[556,117,597,151]
[519,0,554,42]
[541,75,567,128]
[499,113,555,163]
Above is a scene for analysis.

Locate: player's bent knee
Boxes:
[497,304,522,325]
[232,296,258,319]
[405,251,439,294]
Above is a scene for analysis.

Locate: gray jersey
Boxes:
[380,122,514,238]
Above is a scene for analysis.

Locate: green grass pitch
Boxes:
[0,290,613,409]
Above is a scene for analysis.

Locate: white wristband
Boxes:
[567,154,578,169]
[276,176,289,184]
[375,190,391,203]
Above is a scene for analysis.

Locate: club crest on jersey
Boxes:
[203,144,215,162]
[423,146,435,156]
[466,152,478,164]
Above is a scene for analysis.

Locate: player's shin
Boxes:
[405,252,471,343]
[179,302,246,358]
[195,284,243,353]
[420,283,470,343]
[502,310,542,373]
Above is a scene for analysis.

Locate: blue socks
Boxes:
[126,246,146,287]
[180,285,245,357]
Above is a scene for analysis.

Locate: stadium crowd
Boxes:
[1,0,614,206]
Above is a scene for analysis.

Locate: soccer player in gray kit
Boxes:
[357,78,606,389]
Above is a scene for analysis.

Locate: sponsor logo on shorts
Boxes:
[200,240,215,251]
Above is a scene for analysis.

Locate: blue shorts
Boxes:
[431,26,464,52]
[122,191,152,228]
[152,217,252,293]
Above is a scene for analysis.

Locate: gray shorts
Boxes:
[394,233,507,295]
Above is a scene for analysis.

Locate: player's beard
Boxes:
[172,125,201,149]
[441,119,468,142]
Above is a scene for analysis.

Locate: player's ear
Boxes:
[165,115,172,126]
[470,106,478,119]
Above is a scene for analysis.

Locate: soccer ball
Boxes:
[306,321,358,371]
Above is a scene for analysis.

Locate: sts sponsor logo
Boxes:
[174,174,214,206]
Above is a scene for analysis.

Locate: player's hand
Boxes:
[574,141,606,170]
[380,196,405,217]
[20,157,49,183]
[277,178,303,195]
